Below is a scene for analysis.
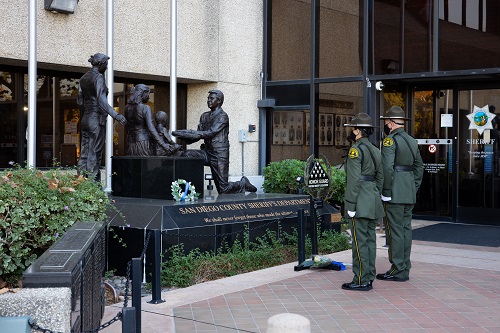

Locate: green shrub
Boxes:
[262,159,306,194]
[0,164,111,284]
[161,225,350,288]
[262,159,346,203]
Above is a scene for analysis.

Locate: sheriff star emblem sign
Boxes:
[466,105,496,135]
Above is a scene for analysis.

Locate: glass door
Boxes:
[456,88,500,223]
[411,89,453,219]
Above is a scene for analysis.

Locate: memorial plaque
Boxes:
[40,252,74,269]
[162,195,311,230]
[73,221,98,230]
[49,229,95,252]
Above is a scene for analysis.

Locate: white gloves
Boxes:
[347,210,356,217]
[381,195,391,202]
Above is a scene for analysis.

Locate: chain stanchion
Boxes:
[148,229,165,304]
[121,307,136,333]
[131,258,142,333]
[297,208,305,265]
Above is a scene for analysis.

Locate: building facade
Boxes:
[262,0,500,224]
[2,0,500,224]
[0,0,262,178]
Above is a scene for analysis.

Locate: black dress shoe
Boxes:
[241,176,257,192]
[375,273,408,282]
[367,280,373,289]
[341,282,371,291]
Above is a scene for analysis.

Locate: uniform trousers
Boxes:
[183,148,244,193]
[350,216,377,285]
[384,202,413,279]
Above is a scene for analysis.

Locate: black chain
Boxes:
[140,230,152,260]
[29,312,122,333]
[123,260,132,308]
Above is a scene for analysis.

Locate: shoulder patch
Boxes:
[383,137,394,147]
[348,147,359,159]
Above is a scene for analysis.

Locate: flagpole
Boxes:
[170,0,177,132]
[27,0,37,168]
[104,0,114,192]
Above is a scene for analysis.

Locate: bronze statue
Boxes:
[154,111,183,156]
[124,84,178,156]
[173,90,257,193]
[77,53,127,182]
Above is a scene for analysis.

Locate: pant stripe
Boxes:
[351,217,362,285]
[384,203,394,265]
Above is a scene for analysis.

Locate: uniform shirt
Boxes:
[344,137,384,219]
[196,107,230,150]
[381,127,424,204]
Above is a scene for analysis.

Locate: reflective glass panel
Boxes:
[439,0,500,70]
[319,0,363,78]
[269,0,311,80]
[374,0,433,74]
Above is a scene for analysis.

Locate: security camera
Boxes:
[375,81,384,91]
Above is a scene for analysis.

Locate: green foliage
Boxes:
[262,159,346,203]
[0,164,111,284]
[262,159,306,194]
[161,225,350,288]
[327,168,346,203]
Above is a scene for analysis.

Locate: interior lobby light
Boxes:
[44,0,79,14]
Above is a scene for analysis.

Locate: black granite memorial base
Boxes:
[106,193,340,277]
[111,156,205,199]
[23,221,106,333]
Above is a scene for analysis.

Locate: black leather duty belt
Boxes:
[394,165,413,172]
[360,175,375,181]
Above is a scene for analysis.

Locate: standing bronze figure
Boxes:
[173,90,257,194]
[124,84,177,156]
[77,53,127,182]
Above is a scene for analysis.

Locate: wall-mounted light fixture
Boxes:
[44,0,79,14]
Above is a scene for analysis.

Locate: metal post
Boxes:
[170,0,177,132]
[310,196,318,255]
[122,307,136,333]
[131,258,142,333]
[104,0,114,192]
[149,230,165,304]
[297,208,305,265]
[27,0,37,168]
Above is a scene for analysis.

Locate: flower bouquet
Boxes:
[311,255,332,268]
[294,255,346,271]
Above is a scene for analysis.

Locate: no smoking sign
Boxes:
[428,144,437,153]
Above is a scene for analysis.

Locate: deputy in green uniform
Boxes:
[376,106,424,282]
[342,112,384,291]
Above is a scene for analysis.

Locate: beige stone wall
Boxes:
[0,0,263,177]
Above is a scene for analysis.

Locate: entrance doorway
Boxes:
[411,89,453,220]
[392,86,500,224]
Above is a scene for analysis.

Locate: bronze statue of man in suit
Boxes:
[173,90,257,194]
